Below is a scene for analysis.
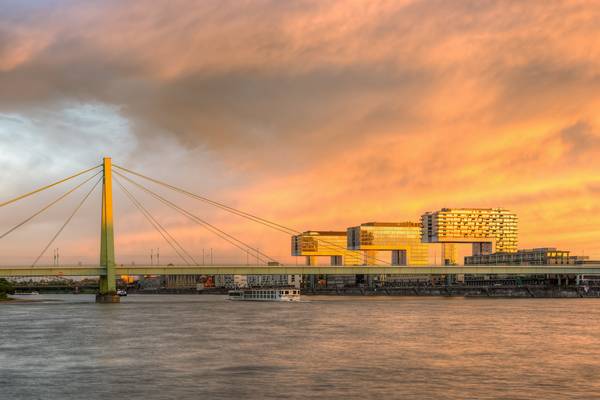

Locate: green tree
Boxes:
[0,278,14,299]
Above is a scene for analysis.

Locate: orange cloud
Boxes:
[1,0,599,264]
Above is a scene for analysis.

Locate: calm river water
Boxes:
[1,294,599,399]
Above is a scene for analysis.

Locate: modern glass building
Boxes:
[346,222,429,266]
[291,231,363,266]
[421,208,518,263]
[465,248,587,265]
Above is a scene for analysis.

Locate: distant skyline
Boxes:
[1,1,599,264]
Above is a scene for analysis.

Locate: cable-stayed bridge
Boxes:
[1,157,599,302]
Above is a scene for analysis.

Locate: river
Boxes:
[1,294,599,399]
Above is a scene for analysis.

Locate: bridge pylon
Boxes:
[96,157,119,303]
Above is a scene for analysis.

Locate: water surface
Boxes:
[1,294,599,399]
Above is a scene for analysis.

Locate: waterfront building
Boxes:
[292,230,363,288]
[247,274,301,288]
[291,231,363,266]
[137,275,161,290]
[120,275,137,284]
[465,248,586,265]
[421,208,518,265]
[215,274,250,288]
[163,274,198,288]
[214,274,236,288]
[215,274,301,289]
[347,222,428,266]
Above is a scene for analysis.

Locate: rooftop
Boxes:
[423,207,514,214]
[358,222,421,228]
[300,231,347,236]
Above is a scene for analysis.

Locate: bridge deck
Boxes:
[1,264,600,277]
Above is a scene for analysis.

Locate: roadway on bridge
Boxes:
[1,264,600,277]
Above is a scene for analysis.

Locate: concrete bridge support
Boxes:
[441,243,457,265]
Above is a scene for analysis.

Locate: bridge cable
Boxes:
[0,164,101,209]
[113,165,390,265]
[31,176,102,267]
[113,176,197,266]
[114,170,274,264]
[113,170,275,264]
[0,171,103,240]
[113,164,294,235]
[113,165,388,265]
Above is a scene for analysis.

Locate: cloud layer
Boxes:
[1,0,599,264]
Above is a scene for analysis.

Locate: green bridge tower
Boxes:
[96,157,119,303]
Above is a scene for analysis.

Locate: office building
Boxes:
[347,222,428,266]
[422,208,518,264]
[465,248,586,265]
[291,231,362,265]
[292,230,363,287]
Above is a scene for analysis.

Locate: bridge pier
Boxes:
[95,293,120,303]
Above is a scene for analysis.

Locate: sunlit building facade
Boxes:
[465,248,587,266]
[292,230,363,288]
[347,222,429,266]
[421,208,518,264]
[291,231,363,266]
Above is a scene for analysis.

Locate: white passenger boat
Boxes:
[228,287,301,302]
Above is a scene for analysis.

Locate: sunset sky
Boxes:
[1,0,599,265]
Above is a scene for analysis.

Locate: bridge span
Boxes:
[3,157,598,302]
[1,264,600,277]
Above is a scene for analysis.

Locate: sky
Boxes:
[1,0,599,265]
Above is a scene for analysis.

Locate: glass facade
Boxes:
[291,231,362,265]
[346,222,429,266]
[465,248,587,265]
[421,208,518,253]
